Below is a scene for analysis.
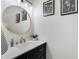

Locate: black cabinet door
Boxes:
[14,43,46,59]
[27,43,46,59]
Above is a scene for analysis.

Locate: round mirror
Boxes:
[2,6,31,34]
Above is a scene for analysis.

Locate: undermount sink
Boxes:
[15,41,40,49]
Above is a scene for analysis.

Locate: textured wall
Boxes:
[1,30,8,55]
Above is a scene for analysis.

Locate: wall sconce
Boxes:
[21,0,32,5]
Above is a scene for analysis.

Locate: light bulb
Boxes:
[25,3,28,7]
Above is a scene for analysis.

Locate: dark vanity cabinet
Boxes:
[14,43,46,59]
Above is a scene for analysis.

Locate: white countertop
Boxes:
[2,41,46,59]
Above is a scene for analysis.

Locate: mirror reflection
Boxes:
[2,6,31,34]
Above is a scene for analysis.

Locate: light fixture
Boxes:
[21,0,32,5]
[26,0,32,5]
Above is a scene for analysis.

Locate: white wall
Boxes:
[33,0,78,59]
[1,0,34,46]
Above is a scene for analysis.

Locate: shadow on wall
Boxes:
[46,44,53,59]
